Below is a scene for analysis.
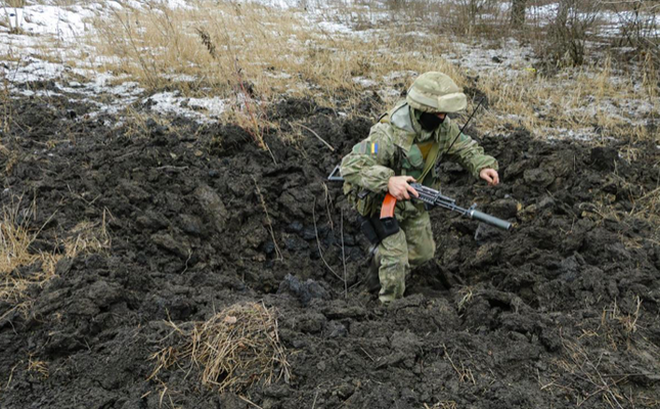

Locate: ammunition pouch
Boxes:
[358,215,400,245]
[344,182,400,244]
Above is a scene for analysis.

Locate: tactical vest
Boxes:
[380,102,441,187]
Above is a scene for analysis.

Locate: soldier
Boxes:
[340,71,500,304]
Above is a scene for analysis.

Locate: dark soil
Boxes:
[1,92,659,409]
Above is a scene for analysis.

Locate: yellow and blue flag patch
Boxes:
[354,141,378,155]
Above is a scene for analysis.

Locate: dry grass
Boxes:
[601,297,643,340]
[477,54,657,141]
[150,302,290,393]
[424,402,458,409]
[84,1,659,145]
[0,197,57,308]
[64,214,111,257]
[88,1,463,113]
[0,197,111,315]
[27,356,49,380]
[542,300,660,407]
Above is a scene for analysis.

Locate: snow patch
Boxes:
[147,92,228,123]
[2,58,66,82]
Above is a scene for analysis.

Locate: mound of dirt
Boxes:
[1,93,659,409]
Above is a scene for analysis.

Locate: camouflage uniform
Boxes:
[340,72,498,303]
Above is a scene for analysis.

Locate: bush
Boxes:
[545,0,602,66]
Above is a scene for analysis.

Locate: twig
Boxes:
[156,165,189,171]
[340,209,348,299]
[311,390,319,409]
[442,343,475,384]
[4,362,19,392]
[239,395,264,409]
[359,346,375,362]
[291,122,335,151]
[312,199,342,281]
[635,186,660,203]
[323,183,334,230]
[253,177,283,261]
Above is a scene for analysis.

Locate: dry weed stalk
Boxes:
[252,177,283,261]
[195,25,274,159]
[150,302,290,393]
[312,198,346,287]
[642,52,657,99]
[424,401,458,409]
[27,356,49,380]
[457,286,474,312]
[601,296,643,336]
[442,343,476,385]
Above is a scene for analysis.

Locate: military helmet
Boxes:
[406,72,467,113]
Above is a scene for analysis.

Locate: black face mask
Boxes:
[419,112,444,131]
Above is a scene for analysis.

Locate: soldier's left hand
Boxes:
[479,168,499,186]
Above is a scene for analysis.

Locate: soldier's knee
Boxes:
[409,239,435,267]
[419,244,435,263]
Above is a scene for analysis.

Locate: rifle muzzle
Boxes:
[469,210,512,231]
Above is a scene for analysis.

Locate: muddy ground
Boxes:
[1,87,659,409]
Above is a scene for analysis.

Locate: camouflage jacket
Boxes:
[340,101,498,211]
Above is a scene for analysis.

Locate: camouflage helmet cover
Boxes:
[406,72,467,113]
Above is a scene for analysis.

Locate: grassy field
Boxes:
[83,0,659,143]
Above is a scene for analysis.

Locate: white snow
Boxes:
[352,76,378,87]
[2,58,65,82]
[1,4,94,40]
[147,92,228,122]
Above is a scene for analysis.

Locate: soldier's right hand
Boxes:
[388,176,419,200]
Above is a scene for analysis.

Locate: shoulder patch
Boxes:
[354,141,379,155]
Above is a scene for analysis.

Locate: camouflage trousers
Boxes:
[377,202,435,303]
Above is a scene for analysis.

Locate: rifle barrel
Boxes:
[410,183,511,230]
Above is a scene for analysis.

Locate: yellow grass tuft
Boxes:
[64,213,112,258]
[150,302,290,393]
[0,197,54,308]
[27,356,49,380]
[1,197,111,315]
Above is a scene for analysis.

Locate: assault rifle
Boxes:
[329,168,511,246]
[381,183,512,231]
